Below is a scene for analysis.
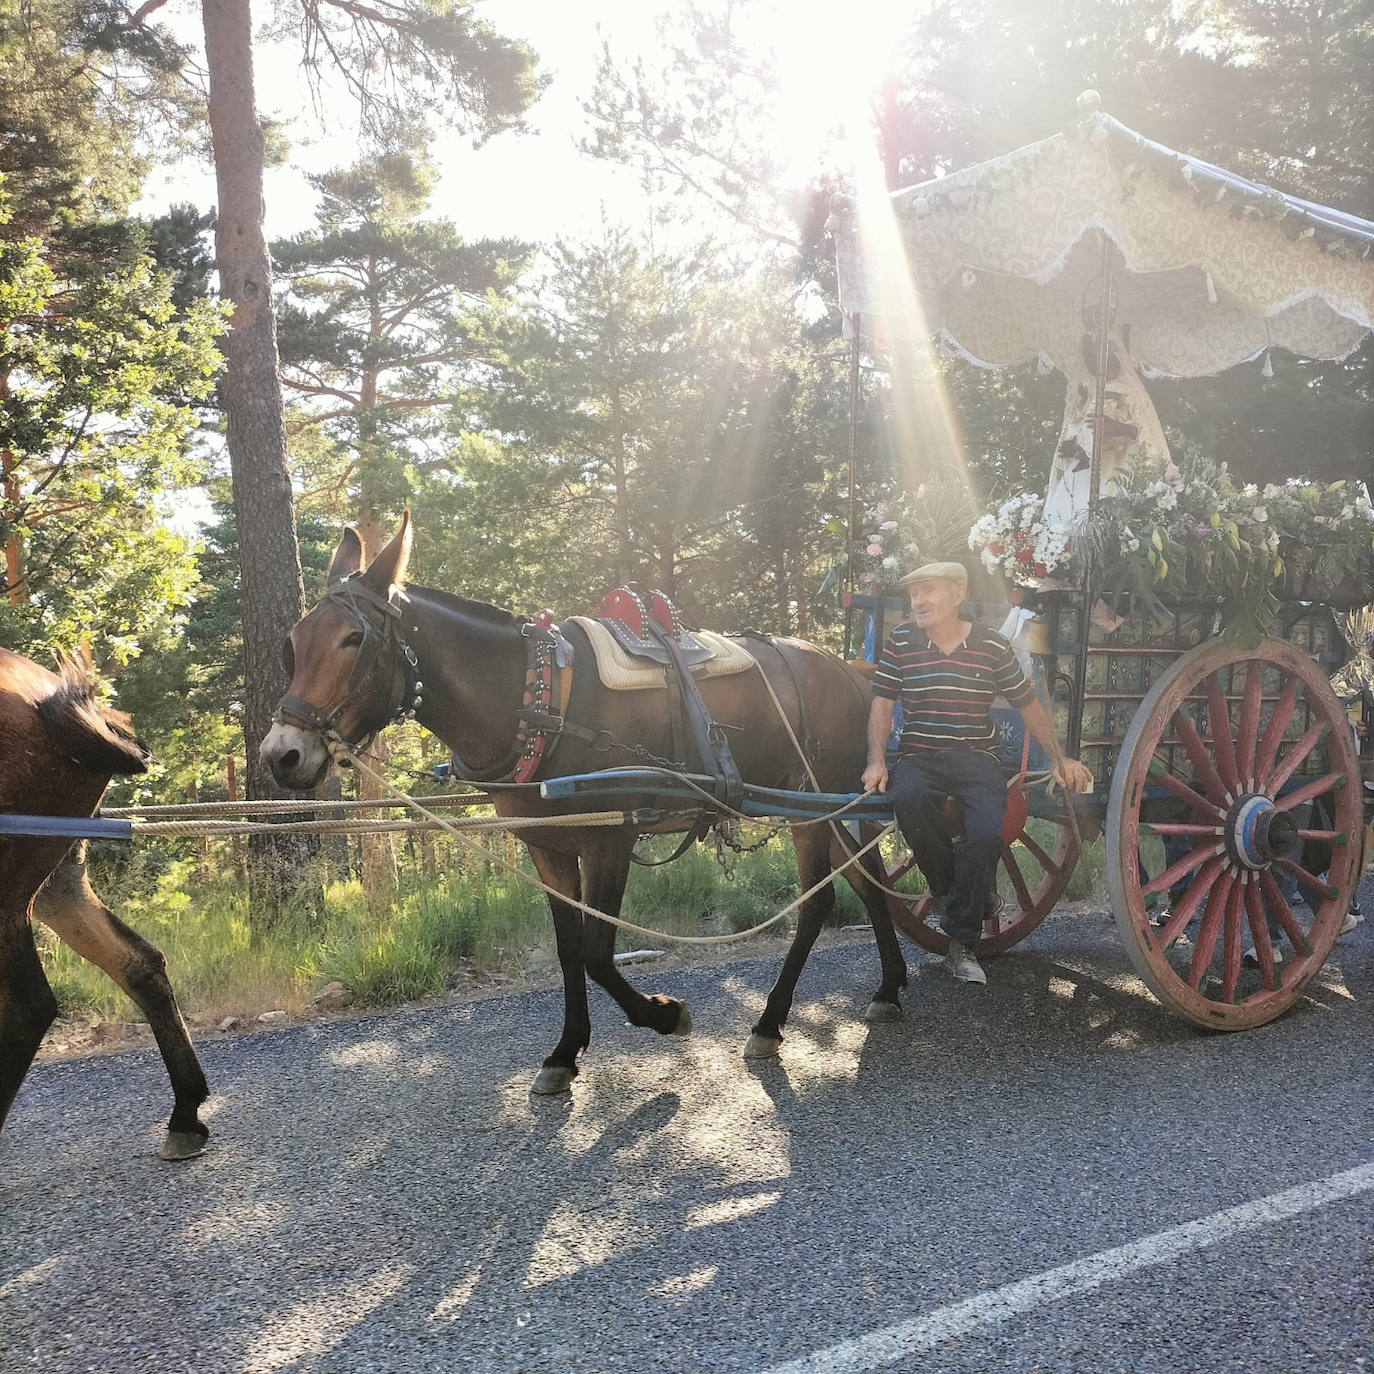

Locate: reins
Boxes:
[325,732,897,947]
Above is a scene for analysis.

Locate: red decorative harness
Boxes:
[512,610,570,784]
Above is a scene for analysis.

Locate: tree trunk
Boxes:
[202,0,311,923]
[1,373,27,607]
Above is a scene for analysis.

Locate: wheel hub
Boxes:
[1224,793,1298,871]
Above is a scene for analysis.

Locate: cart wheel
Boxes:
[870,799,1095,956]
[1106,639,1360,1030]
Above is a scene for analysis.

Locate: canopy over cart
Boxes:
[830,91,1374,520]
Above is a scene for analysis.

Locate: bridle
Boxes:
[273,575,423,746]
[275,580,582,787]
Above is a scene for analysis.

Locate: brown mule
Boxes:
[263,516,909,1093]
[0,648,209,1159]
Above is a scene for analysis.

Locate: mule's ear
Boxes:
[327,526,365,586]
[363,510,412,593]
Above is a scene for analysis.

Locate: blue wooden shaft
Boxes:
[0,814,133,840]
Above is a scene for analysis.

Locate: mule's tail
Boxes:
[36,650,151,777]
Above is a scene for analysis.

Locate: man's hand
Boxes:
[1051,757,1094,794]
[862,760,889,794]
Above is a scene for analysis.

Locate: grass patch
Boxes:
[34,816,1112,1029]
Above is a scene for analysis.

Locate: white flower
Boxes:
[1251,506,1267,522]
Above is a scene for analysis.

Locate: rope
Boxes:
[327,734,897,946]
[102,793,487,818]
[128,811,639,838]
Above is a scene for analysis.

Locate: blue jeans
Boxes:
[887,749,1005,948]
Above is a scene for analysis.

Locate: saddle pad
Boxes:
[569,616,757,691]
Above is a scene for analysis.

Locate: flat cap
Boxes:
[899,560,968,589]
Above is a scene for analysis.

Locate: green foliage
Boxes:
[274,148,531,535]
[263,0,545,147]
[0,180,226,665]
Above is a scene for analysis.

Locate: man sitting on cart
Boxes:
[862,561,1094,985]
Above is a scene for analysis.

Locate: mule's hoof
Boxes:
[158,1130,208,1162]
[672,1003,693,1037]
[531,1065,574,1096]
[743,1032,782,1060]
[864,999,902,1023]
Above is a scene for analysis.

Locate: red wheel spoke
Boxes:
[1205,672,1241,792]
[1160,853,1226,947]
[1274,857,1338,905]
[1253,674,1299,787]
[1001,844,1035,912]
[1173,709,1230,803]
[1243,879,1280,991]
[1235,667,1263,789]
[1187,871,1233,989]
[1274,770,1346,814]
[1259,869,1310,955]
[1143,823,1225,837]
[1148,761,1225,819]
[1265,720,1328,794]
[1017,829,1062,877]
[1143,841,1224,897]
[1221,880,1245,1003]
[1297,828,1347,844]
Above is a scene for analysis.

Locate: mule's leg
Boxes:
[747,818,906,1055]
[0,921,59,1135]
[526,845,590,1096]
[34,855,209,1160]
[834,825,908,1023]
[579,842,692,1038]
[744,824,841,1058]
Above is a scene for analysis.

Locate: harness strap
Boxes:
[644,617,744,812]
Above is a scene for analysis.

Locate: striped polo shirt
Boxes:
[872,621,1035,753]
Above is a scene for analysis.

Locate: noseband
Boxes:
[273,577,423,744]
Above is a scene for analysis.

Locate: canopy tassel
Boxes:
[1204,266,1218,306]
[1261,321,1274,378]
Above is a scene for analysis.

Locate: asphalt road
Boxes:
[3,887,1372,1374]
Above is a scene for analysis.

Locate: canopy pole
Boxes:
[1088,231,1113,508]
[843,312,861,661]
[847,313,861,587]
[1070,234,1115,759]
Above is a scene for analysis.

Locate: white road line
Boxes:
[765,1162,1374,1374]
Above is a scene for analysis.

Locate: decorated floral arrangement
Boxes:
[842,504,904,593]
[825,470,982,596]
[1095,456,1373,621]
[967,492,1073,587]
[827,459,1371,639]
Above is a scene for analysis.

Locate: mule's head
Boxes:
[261,514,416,790]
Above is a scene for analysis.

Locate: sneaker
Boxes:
[1242,941,1284,967]
[1339,908,1364,937]
[946,939,988,985]
[1151,912,1190,949]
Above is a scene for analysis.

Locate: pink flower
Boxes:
[866,543,883,557]
[1164,461,1182,487]
[880,520,898,531]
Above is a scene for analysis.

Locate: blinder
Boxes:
[274,575,423,745]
